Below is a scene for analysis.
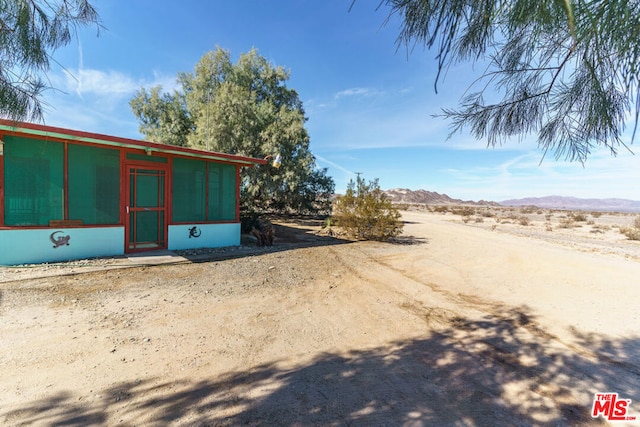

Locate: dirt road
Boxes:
[1,210,639,425]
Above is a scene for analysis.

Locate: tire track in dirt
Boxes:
[372,249,640,375]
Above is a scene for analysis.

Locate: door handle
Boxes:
[126,206,130,214]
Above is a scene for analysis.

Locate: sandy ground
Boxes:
[1,208,639,426]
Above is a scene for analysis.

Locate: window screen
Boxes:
[4,136,64,226]
[68,144,120,224]
[172,158,237,223]
[208,163,237,221]
[172,157,206,222]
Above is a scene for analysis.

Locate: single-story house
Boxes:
[0,119,266,265]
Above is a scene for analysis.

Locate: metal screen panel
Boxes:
[4,136,64,226]
[208,163,237,221]
[68,144,120,224]
[172,157,206,222]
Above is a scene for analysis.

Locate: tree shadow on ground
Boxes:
[388,235,430,245]
[3,307,637,425]
[167,221,354,264]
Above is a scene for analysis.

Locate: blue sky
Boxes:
[42,0,640,202]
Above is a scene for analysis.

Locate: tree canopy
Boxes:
[383,0,640,161]
[130,47,334,215]
[0,0,101,121]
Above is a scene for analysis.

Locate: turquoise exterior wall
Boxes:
[0,227,125,265]
[168,223,240,250]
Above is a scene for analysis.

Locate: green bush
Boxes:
[333,177,403,241]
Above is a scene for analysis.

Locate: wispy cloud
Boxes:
[44,65,175,138]
[334,87,383,99]
[63,68,142,96]
[315,154,354,176]
[58,68,177,98]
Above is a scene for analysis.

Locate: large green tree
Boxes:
[0,0,101,121]
[130,47,334,215]
[383,0,640,161]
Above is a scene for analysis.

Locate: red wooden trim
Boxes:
[170,220,239,225]
[121,158,169,167]
[120,150,126,253]
[0,134,4,227]
[0,225,123,230]
[123,163,170,253]
[119,150,126,226]
[49,219,83,227]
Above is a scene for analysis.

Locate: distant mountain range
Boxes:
[384,189,640,212]
[500,196,640,212]
[384,188,499,207]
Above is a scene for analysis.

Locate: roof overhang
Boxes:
[0,119,268,166]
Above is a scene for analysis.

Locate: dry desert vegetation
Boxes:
[1,206,639,426]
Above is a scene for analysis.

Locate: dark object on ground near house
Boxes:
[251,226,275,247]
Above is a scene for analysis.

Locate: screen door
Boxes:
[125,166,167,252]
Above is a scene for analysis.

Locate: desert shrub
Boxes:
[620,227,640,240]
[545,214,553,221]
[619,216,640,240]
[506,211,520,220]
[518,216,530,226]
[591,211,602,218]
[432,205,449,213]
[558,217,575,228]
[474,216,484,223]
[333,177,403,241]
[451,206,475,216]
[519,206,537,214]
[570,212,588,222]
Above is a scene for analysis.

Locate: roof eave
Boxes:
[0,120,268,166]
